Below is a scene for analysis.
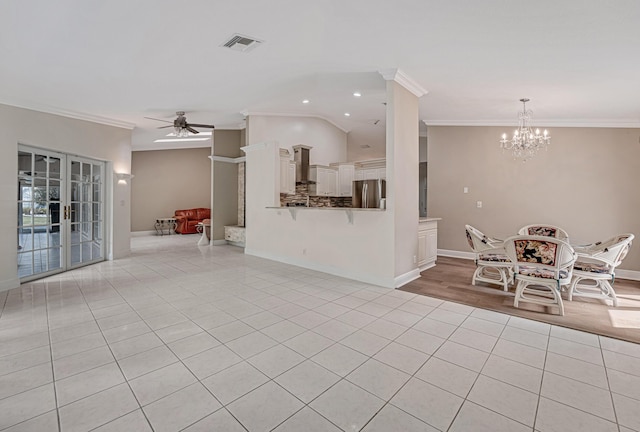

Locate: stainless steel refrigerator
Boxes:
[352,179,386,208]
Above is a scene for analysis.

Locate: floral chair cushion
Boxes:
[573,261,611,274]
[466,229,474,249]
[514,239,558,265]
[518,266,569,280]
[478,253,511,263]
[526,226,558,237]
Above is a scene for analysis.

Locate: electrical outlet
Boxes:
[413,255,417,263]
[476,201,482,208]
[463,187,468,193]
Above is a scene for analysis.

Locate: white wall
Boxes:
[242,141,396,287]
[243,88,420,288]
[248,115,347,164]
[386,81,420,283]
[428,126,640,272]
[346,123,386,161]
[0,104,132,291]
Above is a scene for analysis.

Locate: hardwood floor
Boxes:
[401,256,640,344]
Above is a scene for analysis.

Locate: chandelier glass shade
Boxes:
[500,98,550,161]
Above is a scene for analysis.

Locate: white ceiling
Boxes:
[2,0,639,150]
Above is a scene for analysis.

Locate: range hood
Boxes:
[293,145,313,184]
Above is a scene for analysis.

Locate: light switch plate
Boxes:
[463,187,468,193]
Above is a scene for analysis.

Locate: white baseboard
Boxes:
[245,248,396,288]
[615,269,640,281]
[0,277,20,292]
[438,249,475,260]
[394,269,421,288]
[212,240,228,246]
[419,262,436,272]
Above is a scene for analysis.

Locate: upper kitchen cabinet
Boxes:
[279,149,295,195]
[354,159,386,181]
[309,165,337,196]
[331,163,355,197]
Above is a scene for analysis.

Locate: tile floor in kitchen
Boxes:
[1,235,639,432]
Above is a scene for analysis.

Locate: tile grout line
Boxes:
[45,277,63,432]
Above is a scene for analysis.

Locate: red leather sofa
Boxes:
[174,208,210,234]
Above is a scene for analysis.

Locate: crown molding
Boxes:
[241,111,350,133]
[422,119,640,128]
[378,68,428,98]
[0,100,136,129]
[208,155,246,163]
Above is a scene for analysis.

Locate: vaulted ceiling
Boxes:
[2,0,639,150]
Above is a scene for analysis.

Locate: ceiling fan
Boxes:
[145,111,215,135]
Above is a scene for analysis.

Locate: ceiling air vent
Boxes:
[222,34,263,52]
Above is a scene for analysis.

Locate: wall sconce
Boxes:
[115,173,134,184]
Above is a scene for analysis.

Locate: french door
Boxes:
[18,146,106,281]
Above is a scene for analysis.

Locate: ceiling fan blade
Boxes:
[144,116,173,124]
[188,123,216,129]
[185,126,199,134]
[157,125,174,129]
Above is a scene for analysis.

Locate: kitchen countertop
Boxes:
[267,206,385,211]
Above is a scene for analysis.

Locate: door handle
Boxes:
[63,205,68,220]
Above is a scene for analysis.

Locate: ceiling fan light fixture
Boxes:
[175,127,189,138]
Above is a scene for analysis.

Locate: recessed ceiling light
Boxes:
[353,92,362,97]
[344,113,351,117]
[302,99,310,104]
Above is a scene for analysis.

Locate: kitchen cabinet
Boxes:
[355,165,386,181]
[418,219,438,270]
[279,154,295,195]
[309,165,337,196]
[363,168,378,180]
[335,164,355,197]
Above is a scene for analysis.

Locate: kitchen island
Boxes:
[267,206,384,224]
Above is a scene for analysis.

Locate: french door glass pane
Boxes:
[68,158,104,268]
[18,148,105,280]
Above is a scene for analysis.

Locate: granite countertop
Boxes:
[267,206,385,212]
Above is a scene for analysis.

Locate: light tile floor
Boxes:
[1,235,640,432]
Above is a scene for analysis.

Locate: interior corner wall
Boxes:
[131,148,211,232]
[212,130,242,240]
[346,123,386,161]
[427,126,640,271]
[386,81,420,282]
[0,103,132,291]
[247,115,347,164]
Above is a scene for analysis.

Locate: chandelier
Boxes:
[500,98,550,161]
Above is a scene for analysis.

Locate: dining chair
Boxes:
[465,225,513,291]
[504,235,577,316]
[518,224,569,241]
[568,234,634,307]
